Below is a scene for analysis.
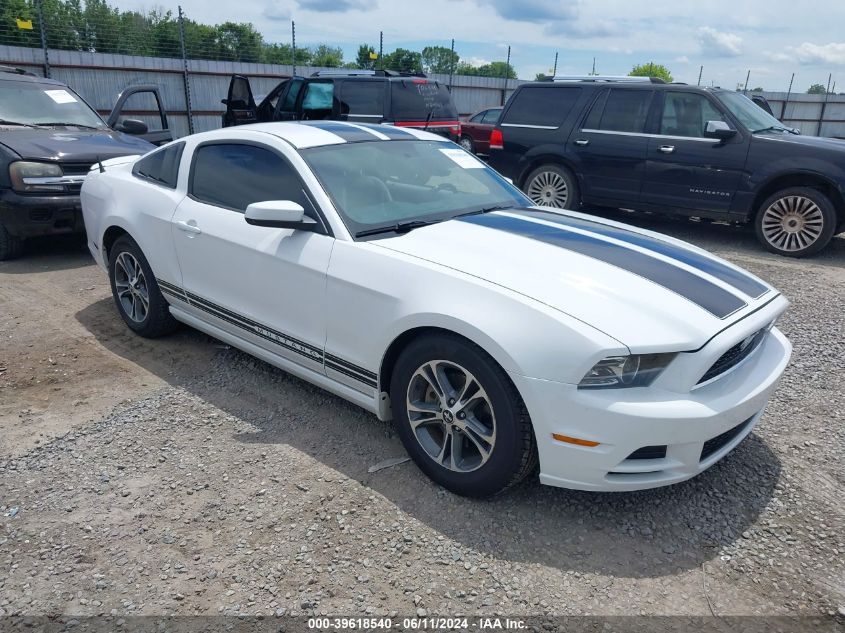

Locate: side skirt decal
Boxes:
[155,278,377,388]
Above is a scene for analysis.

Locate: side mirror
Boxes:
[704,120,737,141]
[244,200,317,230]
[115,118,148,135]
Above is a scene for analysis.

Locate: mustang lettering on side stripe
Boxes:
[458,213,749,319]
[509,209,770,299]
[155,278,378,389]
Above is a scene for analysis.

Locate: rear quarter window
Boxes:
[389,80,457,121]
[131,142,184,189]
[339,81,385,117]
[502,87,582,128]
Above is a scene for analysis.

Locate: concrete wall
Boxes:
[0,44,522,138]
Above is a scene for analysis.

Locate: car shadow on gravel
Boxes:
[0,234,92,274]
[584,207,845,269]
[76,297,782,580]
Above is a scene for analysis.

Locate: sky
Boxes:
[117,0,845,92]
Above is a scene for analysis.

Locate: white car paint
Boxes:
[81,121,792,492]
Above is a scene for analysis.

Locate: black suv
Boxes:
[488,77,845,257]
[0,68,168,260]
[222,70,461,142]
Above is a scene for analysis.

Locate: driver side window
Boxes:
[190,143,310,213]
[660,92,726,138]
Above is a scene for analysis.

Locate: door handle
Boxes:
[176,220,202,235]
[658,145,676,154]
[574,139,590,146]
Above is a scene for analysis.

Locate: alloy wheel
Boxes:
[406,360,496,473]
[114,251,150,323]
[760,195,825,253]
[459,137,474,152]
[527,170,569,208]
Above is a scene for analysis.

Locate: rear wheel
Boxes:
[108,235,178,337]
[459,136,475,153]
[524,164,580,209]
[390,334,537,498]
[754,187,836,257]
[0,224,24,261]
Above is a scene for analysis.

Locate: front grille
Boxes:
[698,328,768,384]
[700,417,753,461]
[58,162,92,193]
[626,445,667,460]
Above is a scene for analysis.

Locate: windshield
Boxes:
[390,81,458,121]
[302,140,529,236]
[717,91,786,132]
[0,81,107,128]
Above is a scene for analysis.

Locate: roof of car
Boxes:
[0,69,65,86]
[523,80,725,93]
[191,121,449,150]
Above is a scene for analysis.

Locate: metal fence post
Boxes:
[35,0,50,78]
[781,73,794,121]
[502,45,510,106]
[448,38,455,91]
[291,21,296,75]
[177,6,194,135]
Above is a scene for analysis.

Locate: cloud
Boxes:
[263,3,291,21]
[697,26,743,57]
[675,55,690,63]
[789,42,845,64]
[296,0,368,11]
[479,0,578,23]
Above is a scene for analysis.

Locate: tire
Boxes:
[523,164,580,210]
[108,235,178,338]
[0,224,24,261]
[459,136,475,153]
[754,187,837,257]
[390,333,538,498]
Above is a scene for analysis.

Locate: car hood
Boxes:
[755,131,845,151]
[0,127,153,162]
[371,208,779,351]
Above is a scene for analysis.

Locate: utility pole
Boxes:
[35,0,50,78]
[291,21,296,75]
[177,6,194,134]
[448,38,455,89]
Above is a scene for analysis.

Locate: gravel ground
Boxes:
[1,218,843,620]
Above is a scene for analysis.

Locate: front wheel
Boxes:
[390,334,537,497]
[108,235,178,338]
[0,224,24,261]
[754,187,837,257]
[524,164,580,209]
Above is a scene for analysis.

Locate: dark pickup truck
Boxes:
[488,77,845,257]
[0,68,171,260]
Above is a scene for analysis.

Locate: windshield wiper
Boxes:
[37,122,102,129]
[0,119,42,128]
[454,204,514,218]
[752,125,790,134]
[355,219,440,238]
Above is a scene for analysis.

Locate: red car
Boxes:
[459,107,502,155]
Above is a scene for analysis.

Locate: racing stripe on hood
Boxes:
[297,121,380,142]
[508,209,769,299]
[459,213,747,319]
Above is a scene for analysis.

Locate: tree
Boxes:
[807,83,827,94]
[310,44,343,67]
[215,22,262,62]
[381,48,423,73]
[355,44,377,70]
[751,86,764,92]
[421,45,459,74]
[629,62,673,83]
[535,72,551,81]
[260,43,311,65]
[457,61,516,79]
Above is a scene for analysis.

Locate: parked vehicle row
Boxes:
[0,67,171,260]
[486,76,845,257]
[81,121,791,497]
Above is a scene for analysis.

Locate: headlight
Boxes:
[578,353,676,389]
[9,161,64,192]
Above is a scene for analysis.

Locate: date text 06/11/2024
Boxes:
[307,617,528,630]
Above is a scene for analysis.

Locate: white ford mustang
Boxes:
[81,121,792,497]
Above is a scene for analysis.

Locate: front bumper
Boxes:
[0,188,83,238]
[512,327,792,492]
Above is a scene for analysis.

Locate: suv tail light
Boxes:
[489,128,503,150]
